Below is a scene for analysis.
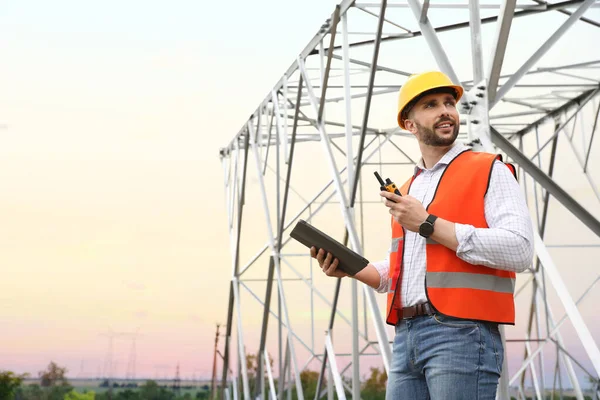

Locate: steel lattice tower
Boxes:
[219,1,600,399]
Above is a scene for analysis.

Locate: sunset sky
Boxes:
[0,0,599,386]
[0,0,342,379]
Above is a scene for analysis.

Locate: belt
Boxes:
[399,302,435,319]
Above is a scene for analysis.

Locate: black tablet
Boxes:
[290,219,369,276]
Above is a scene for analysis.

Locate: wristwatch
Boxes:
[419,214,438,238]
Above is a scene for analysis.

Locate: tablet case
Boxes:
[290,219,369,276]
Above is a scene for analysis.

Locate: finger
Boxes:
[324,252,333,267]
[310,246,316,258]
[380,191,402,202]
[316,248,325,263]
[379,191,402,201]
[384,200,396,208]
[329,258,339,272]
[333,258,339,267]
[325,258,338,275]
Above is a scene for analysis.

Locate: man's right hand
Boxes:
[310,247,348,278]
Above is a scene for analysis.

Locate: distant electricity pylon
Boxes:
[77,359,85,379]
[211,324,221,400]
[101,327,142,385]
[125,328,142,382]
[100,332,114,381]
[174,363,182,396]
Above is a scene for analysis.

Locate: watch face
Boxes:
[420,222,434,237]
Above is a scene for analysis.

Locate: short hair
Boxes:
[401,87,459,123]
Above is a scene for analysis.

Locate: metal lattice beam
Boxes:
[219,1,600,399]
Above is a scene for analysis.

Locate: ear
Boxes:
[403,118,418,136]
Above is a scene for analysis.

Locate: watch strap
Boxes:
[426,214,438,225]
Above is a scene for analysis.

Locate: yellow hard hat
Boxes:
[397,71,464,129]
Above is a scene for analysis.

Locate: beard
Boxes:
[415,119,459,147]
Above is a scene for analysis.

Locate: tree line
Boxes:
[0,362,209,400]
[0,357,388,400]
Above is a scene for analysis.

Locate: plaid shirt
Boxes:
[372,142,534,306]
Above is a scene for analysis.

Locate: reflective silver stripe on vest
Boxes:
[427,272,515,293]
[392,237,436,250]
[391,237,403,252]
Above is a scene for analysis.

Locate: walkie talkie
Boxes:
[374,171,402,201]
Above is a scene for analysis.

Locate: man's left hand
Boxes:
[380,191,429,232]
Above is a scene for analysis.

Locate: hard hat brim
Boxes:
[397,84,464,130]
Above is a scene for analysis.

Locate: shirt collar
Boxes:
[414,141,469,174]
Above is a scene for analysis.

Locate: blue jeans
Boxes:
[386,313,504,400]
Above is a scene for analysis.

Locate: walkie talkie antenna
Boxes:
[374,171,385,186]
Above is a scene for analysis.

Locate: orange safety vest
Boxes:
[385,150,517,326]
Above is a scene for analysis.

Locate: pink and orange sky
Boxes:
[0,0,339,379]
[0,0,599,387]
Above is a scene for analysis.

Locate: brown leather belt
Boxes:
[399,302,435,319]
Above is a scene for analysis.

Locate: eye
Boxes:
[445,101,456,107]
